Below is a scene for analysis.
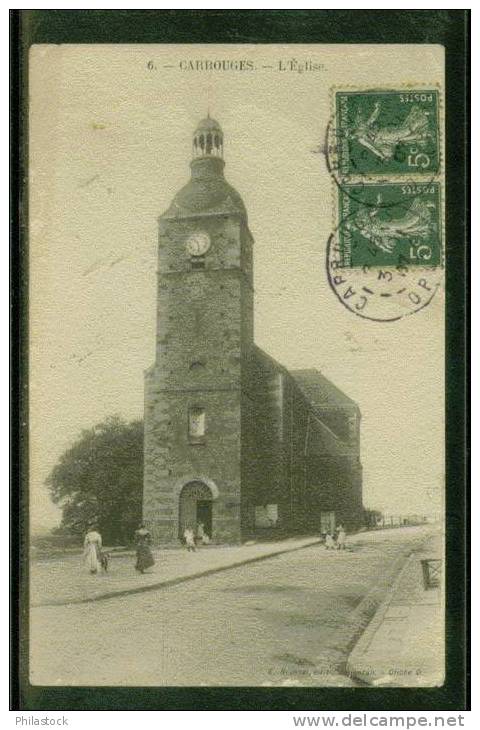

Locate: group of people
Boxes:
[324,524,347,550]
[83,521,212,575]
[183,522,210,552]
[83,520,347,574]
[83,523,156,575]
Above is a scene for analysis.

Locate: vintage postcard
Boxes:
[27,43,446,689]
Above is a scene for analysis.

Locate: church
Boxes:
[143,116,363,543]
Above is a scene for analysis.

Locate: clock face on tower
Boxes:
[186,231,211,257]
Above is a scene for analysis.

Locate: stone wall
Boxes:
[241,351,284,537]
[144,378,242,542]
[239,350,364,538]
[144,213,253,543]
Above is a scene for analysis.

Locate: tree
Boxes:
[46,415,143,545]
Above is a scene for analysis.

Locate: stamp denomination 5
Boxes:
[335,90,440,177]
[338,182,442,269]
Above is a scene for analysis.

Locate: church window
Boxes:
[189,407,206,443]
[206,133,213,154]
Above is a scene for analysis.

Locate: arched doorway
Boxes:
[178,481,213,539]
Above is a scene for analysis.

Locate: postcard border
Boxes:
[10,8,469,712]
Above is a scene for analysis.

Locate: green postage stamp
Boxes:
[338,182,442,268]
[335,89,440,176]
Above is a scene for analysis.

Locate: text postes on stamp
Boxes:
[335,90,439,177]
[338,182,442,269]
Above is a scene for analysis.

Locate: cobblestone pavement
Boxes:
[29,526,434,687]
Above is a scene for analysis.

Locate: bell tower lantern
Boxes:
[193,115,224,159]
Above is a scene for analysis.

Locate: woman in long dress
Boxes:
[134,523,155,573]
[336,525,347,550]
[84,527,102,574]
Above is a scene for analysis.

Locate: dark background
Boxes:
[10,8,469,712]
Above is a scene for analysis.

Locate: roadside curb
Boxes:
[315,544,416,686]
[344,526,447,689]
[345,551,416,685]
[33,538,321,608]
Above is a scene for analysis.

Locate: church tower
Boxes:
[143,116,254,543]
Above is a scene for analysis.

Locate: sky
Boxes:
[29,44,445,532]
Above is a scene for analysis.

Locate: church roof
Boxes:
[163,168,247,219]
[252,347,358,410]
[290,369,359,410]
[195,116,222,132]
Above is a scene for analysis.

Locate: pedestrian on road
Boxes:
[336,524,347,550]
[134,523,155,574]
[184,526,196,552]
[325,532,336,550]
[83,525,102,574]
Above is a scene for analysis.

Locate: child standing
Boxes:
[184,526,196,552]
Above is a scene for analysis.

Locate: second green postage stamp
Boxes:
[338,182,442,268]
[335,89,440,176]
